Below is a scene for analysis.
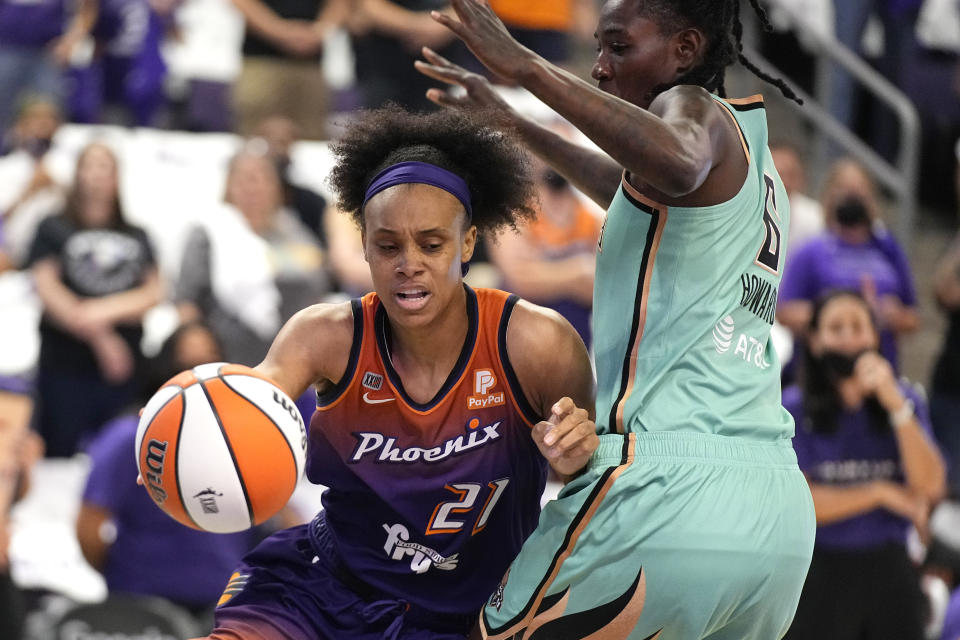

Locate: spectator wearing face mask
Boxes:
[777,158,920,371]
[782,290,946,640]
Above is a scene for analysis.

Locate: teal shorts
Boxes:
[481,432,815,640]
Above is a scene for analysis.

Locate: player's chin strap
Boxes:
[359,598,408,640]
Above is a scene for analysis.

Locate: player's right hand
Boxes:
[415,47,515,121]
[426,0,535,84]
[532,397,598,481]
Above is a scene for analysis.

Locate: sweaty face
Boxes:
[362,183,477,329]
[810,296,878,358]
[592,0,686,108]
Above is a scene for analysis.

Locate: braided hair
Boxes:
[640,0,801,104]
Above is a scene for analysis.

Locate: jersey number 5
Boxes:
[755,173,782,275]
[426,479,510,536]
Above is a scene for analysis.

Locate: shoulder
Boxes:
[648,86,730,133]
[649,85,716,115]
[125,223,152,243]
[871,228,907,257]
[36,212,71,237]
[505,298,579,358]
[280,300,357,348]
[29,213,72,258]
[122,223,155,253]
[795,233,830,256]
[504,297,593,417]
[265,299,358,384]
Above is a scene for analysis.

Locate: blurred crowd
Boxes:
[1,0,960,638]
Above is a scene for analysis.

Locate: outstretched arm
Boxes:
[416,47,622,208]
[425,0,731,200]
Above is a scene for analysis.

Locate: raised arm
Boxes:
[425,0,735,200]
[254,301,355,404]
[416,47,622,208]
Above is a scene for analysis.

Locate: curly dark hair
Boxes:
[640,0,801,104]
[328,105,537,233]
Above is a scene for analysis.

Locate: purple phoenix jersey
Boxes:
[308,286,547,616]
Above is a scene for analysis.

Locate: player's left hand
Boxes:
[428,0,536,83]
[532,397,598,480]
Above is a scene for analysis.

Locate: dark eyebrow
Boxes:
[599,26,627,37]
[370,227,450,236]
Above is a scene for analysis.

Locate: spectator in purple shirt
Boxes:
[782,290,946,640]
[0,0,97,131]
[777,158,920,371]
[68,0,172,127]
[76,321,258,621]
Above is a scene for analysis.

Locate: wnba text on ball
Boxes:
[273,390,307,450]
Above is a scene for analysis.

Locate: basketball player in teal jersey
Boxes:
[417,1,816,638]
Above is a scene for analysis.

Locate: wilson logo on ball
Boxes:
[144,439,168,503]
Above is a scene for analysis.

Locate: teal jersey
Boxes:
[593,94,793,441]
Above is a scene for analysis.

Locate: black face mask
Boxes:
[834,196,870,228]
[820,350,865,379]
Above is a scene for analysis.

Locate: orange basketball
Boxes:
[135,363,308,533]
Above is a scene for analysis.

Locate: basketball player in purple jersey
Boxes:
[198,106,599,639]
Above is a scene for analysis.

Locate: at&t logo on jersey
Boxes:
[713,316,735,354]
[468,369,504,410]
[733,334,771,370]
[712,314,771,370]
[382,523,459,574]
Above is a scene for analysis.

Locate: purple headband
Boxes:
[362,161,472,219]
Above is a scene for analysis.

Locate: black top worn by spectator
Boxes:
[242,0,327,59]
[27,214,154,373]
[354,0,451,111]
